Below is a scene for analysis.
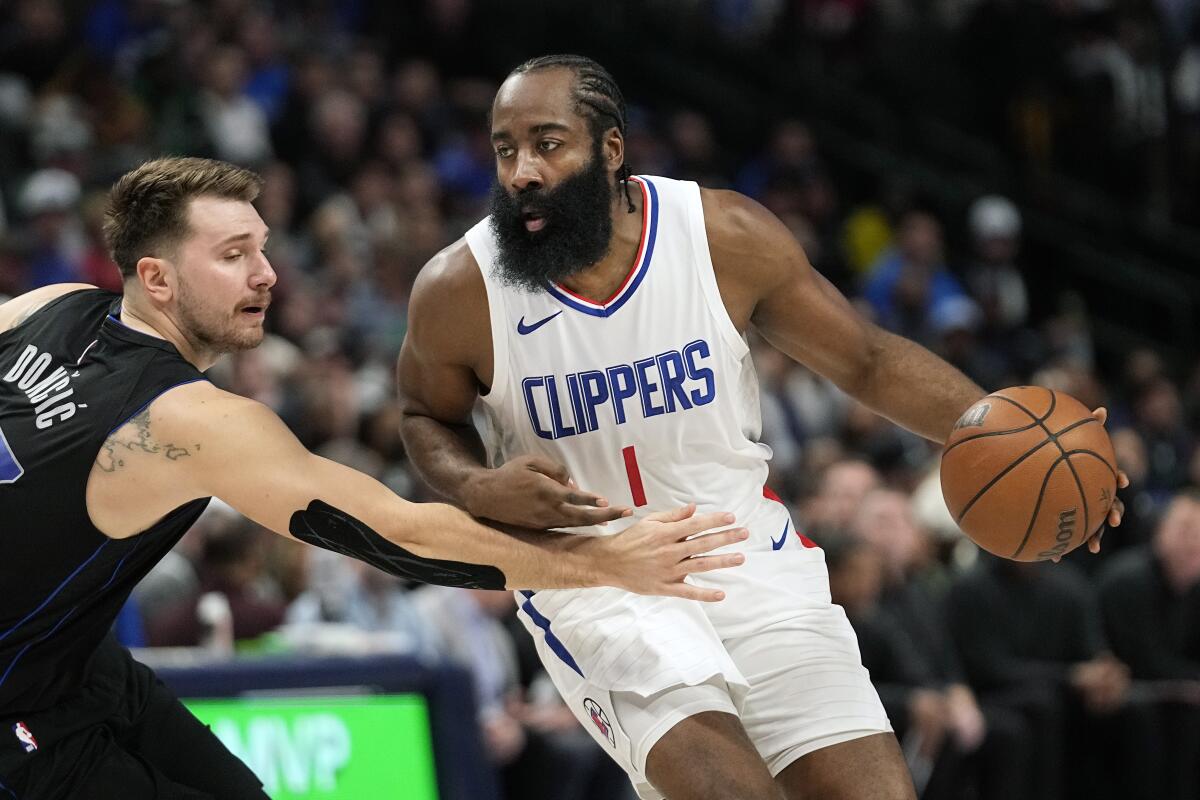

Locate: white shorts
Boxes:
[516,504,892,798]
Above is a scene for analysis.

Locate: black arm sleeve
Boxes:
[289,499,507,590]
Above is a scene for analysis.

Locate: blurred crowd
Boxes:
[1,1,1198,799]
[695,0,1200,225]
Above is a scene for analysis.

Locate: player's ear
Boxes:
[603,127,624,176]
[135,256,173,303]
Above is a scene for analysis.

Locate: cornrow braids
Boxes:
[511,54,636,213]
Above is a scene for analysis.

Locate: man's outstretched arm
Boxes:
[148,381,745,599]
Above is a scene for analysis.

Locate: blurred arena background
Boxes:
[1,1,1199,798]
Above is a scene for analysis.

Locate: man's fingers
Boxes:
[1108,498,1124,527]
[663,583,727,603]
[560,489,610,508]
[665,511,737,540]
[1091,407,1108,426]
[554,503,633,526]
[1088,532,1103,554]
[1117,471,1130,489]
[679,552,745,574]
[681,526,748,556]
[645,503,697,524]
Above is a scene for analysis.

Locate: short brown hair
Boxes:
[104,157,263,279]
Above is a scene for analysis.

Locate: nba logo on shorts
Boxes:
[13,721,37,753]
[583,697,616,747]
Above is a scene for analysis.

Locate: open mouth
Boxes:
[239,302,269,318]
[522,209,547,233]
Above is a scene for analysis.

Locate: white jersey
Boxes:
[463,176,889,793]
[467,175,775,528]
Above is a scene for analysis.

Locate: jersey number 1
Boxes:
[0,425,24,483]
[621,446,647,507]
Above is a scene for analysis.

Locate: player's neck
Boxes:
[116,300,219,371]
[556,185,645,302]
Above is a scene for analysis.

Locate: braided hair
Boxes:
[509,54,636,213]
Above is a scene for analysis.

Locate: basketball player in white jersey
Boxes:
[397,56,1125,799]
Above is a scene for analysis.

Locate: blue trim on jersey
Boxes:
[543,177,660,319]
[107,377,207,436]
[0,537,145,691]
[0,541,108,645]
[0,605,79,690]
[99,537,141,591]
[519,590,584,678]
[0,423,24,485]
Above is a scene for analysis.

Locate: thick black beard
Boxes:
[489,148,615,293]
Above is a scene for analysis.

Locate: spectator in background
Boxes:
[1132,378,1195,503]
[413,587,619,800]
[947,557,1158,800]
[852,489,1032,800]
[802,457,881,528]
[1099,489,1200,799]
[146,518,286,650]
[965,195,1042,379]
[200,44,273,167]
[929,296,1010,390]
[824,534,954,798]
[16,167,84,289]
[862,210,967,345]
[285,555,441,662]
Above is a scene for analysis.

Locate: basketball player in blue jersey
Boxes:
[0,156,747,799]
[397,56,1128,799]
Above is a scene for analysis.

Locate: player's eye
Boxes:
[223,252,242,261]
[537,140,560,152]
[495,144,514,158]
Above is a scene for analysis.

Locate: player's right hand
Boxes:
[465,455,634,529]
[590,504,748,602]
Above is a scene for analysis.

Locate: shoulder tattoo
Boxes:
[95,409,200,473]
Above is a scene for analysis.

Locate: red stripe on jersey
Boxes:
[622,446,648,507]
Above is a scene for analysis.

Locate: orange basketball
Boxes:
[940,386,1118,561]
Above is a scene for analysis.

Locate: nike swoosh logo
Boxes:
[771,520,789,551]
[517,311,563,335]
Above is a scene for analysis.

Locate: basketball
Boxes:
[940,386,1118,561]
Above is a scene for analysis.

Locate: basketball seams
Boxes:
[953,437,1052,524]
[990,388,1056,425]
[943,420,1044,455]
[946,388,1118,561]
[1060,456,1090,552]
[1060,450,1118,479]
[1010,455,1068,560]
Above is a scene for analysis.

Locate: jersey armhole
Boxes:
[466,225,511,409]
[685,183,750,360]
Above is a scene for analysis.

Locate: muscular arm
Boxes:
[88,381,743,595]
[704,190,983,444]
[397,243,629,527]
[0,283,97,333]
[395,242,493,509]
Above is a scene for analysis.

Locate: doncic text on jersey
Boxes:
[2,344,80,429]
[521,338,716,440]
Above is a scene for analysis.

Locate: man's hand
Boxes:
[944,683,987,752]
[907,688,949,760]
[464,455,633,528]
[1084,407,1132,555]
[1070,654,1130,713]
[584,504,748,602]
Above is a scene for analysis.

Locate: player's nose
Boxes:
[511,152,543,192]
[252,251,277,289]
